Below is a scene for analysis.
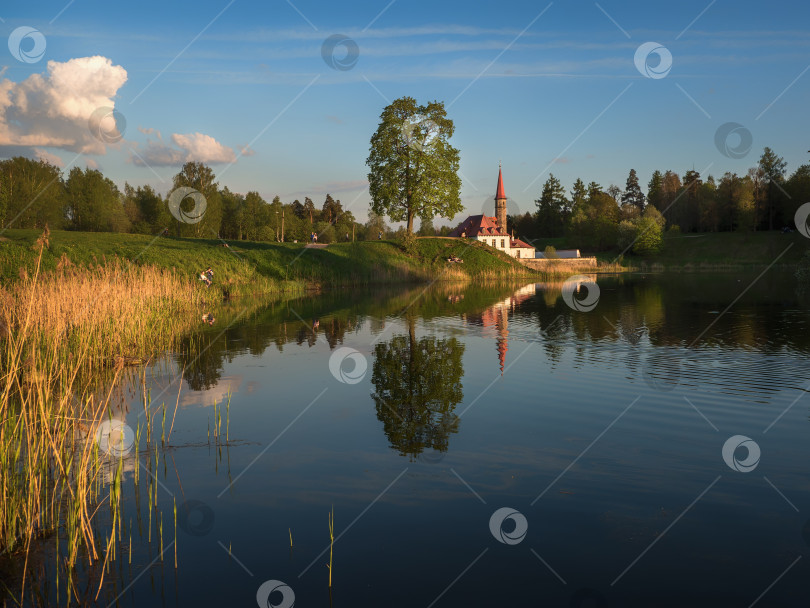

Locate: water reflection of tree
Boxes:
[371,319,465,458]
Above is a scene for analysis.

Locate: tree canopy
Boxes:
[366,96,462,235]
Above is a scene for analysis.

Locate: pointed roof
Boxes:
[495,164,506,200]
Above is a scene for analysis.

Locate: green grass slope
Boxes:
[0,230,536,293]
[533,231,810,268]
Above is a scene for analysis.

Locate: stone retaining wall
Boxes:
[518,257,598,271]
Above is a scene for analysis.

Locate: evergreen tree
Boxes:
[534,173,568,237]
[322,193,342,224]
[291,199,306,219]
[570,178,588,208]
[303,197,316,224]
[621,168,645,212]
[647,170,663,211]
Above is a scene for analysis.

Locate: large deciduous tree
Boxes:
[366,96,462,235]
[65,167,129,232]
[757,147,788,230]
[371,318,465,457]
[171,161,223,238]
[0,156,66,229]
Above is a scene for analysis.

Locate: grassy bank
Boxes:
[0,229,539,293]
[536,231,809,269]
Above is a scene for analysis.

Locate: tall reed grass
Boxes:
[0,237,211,600]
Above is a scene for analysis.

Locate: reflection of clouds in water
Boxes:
[180,375,243,407]
[99,453,138,486]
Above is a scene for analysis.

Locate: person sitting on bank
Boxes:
[205,267,214,283]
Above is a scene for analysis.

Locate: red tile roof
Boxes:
[510,238,534,249]
[448,214,507,238]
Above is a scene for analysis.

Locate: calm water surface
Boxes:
[43,272,810,606]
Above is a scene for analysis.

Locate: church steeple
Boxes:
[495,163,507,235]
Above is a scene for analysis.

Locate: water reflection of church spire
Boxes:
[467,284,536,375]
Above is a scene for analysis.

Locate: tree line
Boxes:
[0,157,396,243]
[2,138,807,253]
[511,147,810,254]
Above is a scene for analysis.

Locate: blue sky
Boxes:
[2,0,809,224]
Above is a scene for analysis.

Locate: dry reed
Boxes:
[0,241,211,601]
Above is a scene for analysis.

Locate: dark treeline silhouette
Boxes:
[0,158,390,243]
[507,147,810,253]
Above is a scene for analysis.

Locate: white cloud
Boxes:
[138,126,162,139]
[131,131,236,167]
[85,157,99,169]
[34,148,64,167]
[0,56,127,155]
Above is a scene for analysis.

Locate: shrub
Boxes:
[543,245,559,259]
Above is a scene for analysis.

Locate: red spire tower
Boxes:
[495,163,507,235]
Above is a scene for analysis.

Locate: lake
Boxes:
[22,271,810,607]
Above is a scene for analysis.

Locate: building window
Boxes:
[517,250,521,258]
[501,239,505,248]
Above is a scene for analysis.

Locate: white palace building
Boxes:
[449,165,535,259]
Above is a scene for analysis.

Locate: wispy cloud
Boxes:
[130,132,236,166]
